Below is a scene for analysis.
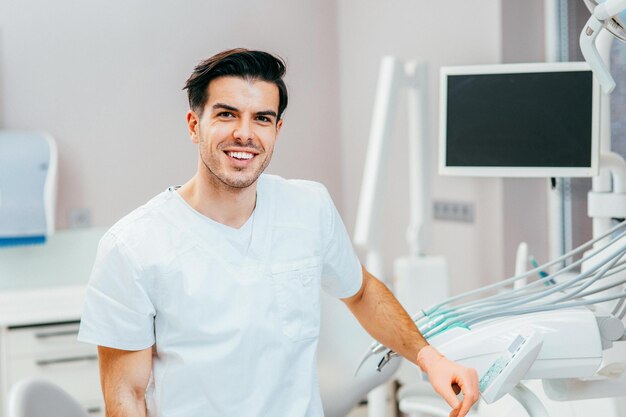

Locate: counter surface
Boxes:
[0,285,86,327]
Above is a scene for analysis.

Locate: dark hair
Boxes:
[183,48,288,121]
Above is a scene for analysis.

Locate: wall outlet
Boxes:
[68,208,92,229]
[433,200,475,223]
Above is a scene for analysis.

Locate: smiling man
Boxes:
[78,49,478,417]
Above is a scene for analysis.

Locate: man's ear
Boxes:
[275,118,284,136]
[187,110,200,144]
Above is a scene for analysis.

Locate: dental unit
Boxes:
[357,221,626,415]
[354,1,626,415]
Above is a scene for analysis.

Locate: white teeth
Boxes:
[227,151,254,160]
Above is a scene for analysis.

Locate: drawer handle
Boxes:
[86,406,102,414]
[34,329,80,339]
[36,354,98,366]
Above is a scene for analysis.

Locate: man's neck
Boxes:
[177,173,258,229]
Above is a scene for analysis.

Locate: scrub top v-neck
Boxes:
[169,186,264,280]
[169,185,257,257]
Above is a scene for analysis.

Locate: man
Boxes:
[78,49,478,417]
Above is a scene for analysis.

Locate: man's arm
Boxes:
[342,266,479,417]
[97,345,153,417]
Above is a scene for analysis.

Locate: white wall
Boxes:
[0,0,341,229]
[338,0,505,293]
[2,0,509,293]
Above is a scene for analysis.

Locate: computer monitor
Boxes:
[439,62,600,177]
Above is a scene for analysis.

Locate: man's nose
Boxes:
[233,117,254,142]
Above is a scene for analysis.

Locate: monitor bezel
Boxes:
[438,62,600,178]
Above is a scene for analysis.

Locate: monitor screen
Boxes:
[439,62,600,177]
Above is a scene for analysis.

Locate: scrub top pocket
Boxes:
[271,256,322,342]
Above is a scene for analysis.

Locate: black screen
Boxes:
[445,71,593,168]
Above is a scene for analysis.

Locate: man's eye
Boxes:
[218,112,234,118]
[256,116,271,123]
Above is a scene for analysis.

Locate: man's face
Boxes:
[187,76,283,190]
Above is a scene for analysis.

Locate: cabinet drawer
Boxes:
[7,322,88,358]
[8,354,102,403]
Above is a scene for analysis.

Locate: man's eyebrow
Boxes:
[256,110,277,118]
[211,104,277,118]
[212,103,239,112]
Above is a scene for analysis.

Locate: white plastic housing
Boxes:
[580,15,618,94]
[427,307,603,381]
[480,330,544,404]
[0,131,57,245]
[593,0,626,23]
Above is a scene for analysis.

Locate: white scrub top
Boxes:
[78,174,363,417]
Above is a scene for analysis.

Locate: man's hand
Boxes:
[416,345,479,417]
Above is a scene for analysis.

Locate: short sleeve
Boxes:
[319,186,363,298]
[78,232,156,350]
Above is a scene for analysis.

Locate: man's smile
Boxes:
[226,150,255,160]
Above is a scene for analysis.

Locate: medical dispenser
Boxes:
[0,131,57,247]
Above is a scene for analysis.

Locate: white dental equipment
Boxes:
[357,221,626,417]
[354,56,448,417]
[0,131,57,247]
[581,0,626,93]
[359,218,626,361]
[354,57,432,260]
[354,56,447,334]
[354,3,626,417]
[478,330,543,404]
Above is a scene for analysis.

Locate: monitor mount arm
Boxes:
[580,0,626,93]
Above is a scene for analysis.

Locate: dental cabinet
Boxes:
[0,228,105,416]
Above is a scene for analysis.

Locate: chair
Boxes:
[7,378,90,417]
[317,291,401,417]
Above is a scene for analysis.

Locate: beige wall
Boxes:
[502,0,545,64]
[500,0,551,276]
[337,0,505,293]
[1,0,547,294]
[0,0,341,229]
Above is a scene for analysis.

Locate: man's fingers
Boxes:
[436,382,461,411]
[457,395,475,417]
[456,369,480,417]
[425,354,479,417]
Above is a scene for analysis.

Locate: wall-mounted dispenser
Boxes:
[0,131,57,247]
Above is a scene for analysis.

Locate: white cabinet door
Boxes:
[5,321,104,415]
[8,354,101,402]
[7,322,84,358]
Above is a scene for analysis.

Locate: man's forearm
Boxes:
[343,267,428,365]
[98,345,152,417]
[344,266,480,417]
[103,390,147,417]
